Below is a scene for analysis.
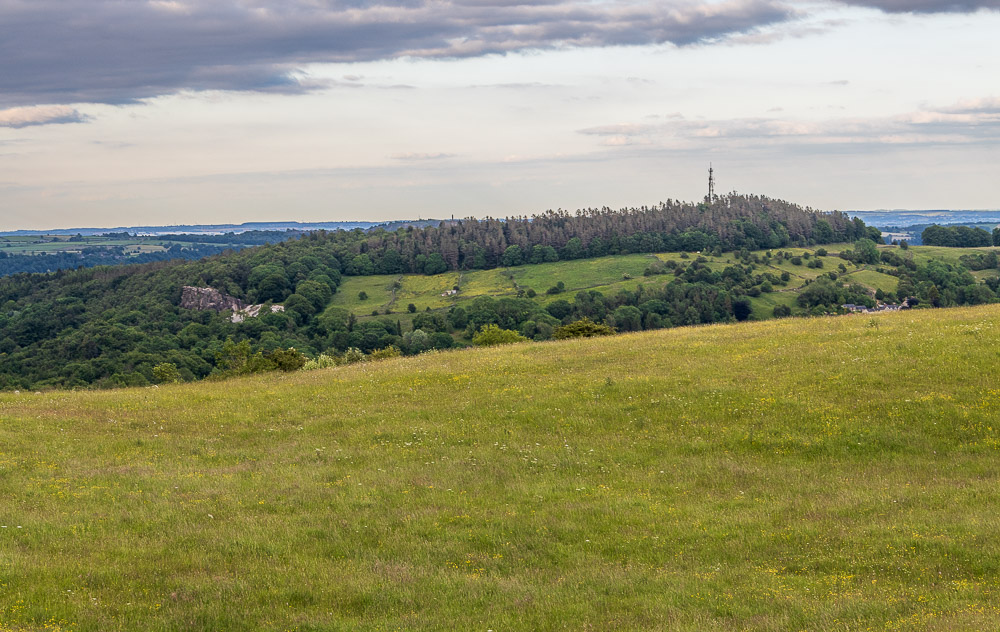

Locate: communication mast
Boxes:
[707,163,716,203]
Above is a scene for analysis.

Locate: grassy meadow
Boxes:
[327,243,933,323]
[2,306,1000,630]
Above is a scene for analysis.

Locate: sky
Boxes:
[1,0,999,230]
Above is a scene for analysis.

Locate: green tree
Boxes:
[853,238,880,265]
[732,298,752,321]
[423,253,448,275]
[501,245,524,267]
[346,254,375,276]
[613,305,643,331]
[295,280,333,311]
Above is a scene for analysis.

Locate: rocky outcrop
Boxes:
[180,286,286,323]
[181,286,246,312]
[231,304,284,323]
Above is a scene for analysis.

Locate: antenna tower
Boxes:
[707,163,715,203]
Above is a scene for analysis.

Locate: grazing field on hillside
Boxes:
[342,242,964,326]
[332,245,888,321]
[2,306,999,630]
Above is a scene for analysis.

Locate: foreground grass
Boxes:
[2,306,1000,630]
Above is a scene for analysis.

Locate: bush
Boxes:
[358,291,368,300]
[152,362,181,384]
[552,318,616,340]
[301,354,339,371]
[472,324,528,346]
[267,348,307,372]
[342,347,366,364]
[369,346,402,361]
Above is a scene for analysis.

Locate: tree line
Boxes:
[920,224,996,248]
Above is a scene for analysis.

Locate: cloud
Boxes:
[389,152,456,160]
[577,97,1000,149]
[834,0,1000,13]
[0,105,89,128]
[0,0,794,109]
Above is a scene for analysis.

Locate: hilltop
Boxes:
[1,306,998,630]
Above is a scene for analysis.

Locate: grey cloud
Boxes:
[835,0,1000,12]
[1,0,794,109]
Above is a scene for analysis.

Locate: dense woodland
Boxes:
[920,224,999,248]
[0,194,995,390]
[325,194,877,275]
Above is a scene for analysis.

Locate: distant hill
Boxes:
[7,193,995,391]
[0,219,447,237]
[851,209,1000,229]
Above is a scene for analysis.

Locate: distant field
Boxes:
[507,254,658,294]
[906,244,995,266]
[844,268,900,293]
[337,243,932,324]
[747,289,799,318]
[2,306,999,630]
[328,274,400,314]
[0,235,242,256]
[395,273,461,312]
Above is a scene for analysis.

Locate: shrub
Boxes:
[546,281,566,295]
[342,347,366,364]
[472,324,527,346]
[152,362,181,384]
[301,354,339,371]
[369,346,402,361]
[267,348,307,372]
[552,318,616,340]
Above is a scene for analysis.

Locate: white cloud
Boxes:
[577,97,1000,149]
[0,105,88,128]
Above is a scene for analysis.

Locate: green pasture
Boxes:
[453,268,515,299]
[904,245,996,266]
[748,288,799,319]
[328,275,399,315]
[2,306,1000,630]
[844,268,900,294]
[395,272,462,312]
[506,254,658,294]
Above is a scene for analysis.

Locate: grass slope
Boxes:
[2,307,1000,631]
[332,243,937,323]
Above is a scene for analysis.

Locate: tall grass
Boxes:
[2,306,999,630]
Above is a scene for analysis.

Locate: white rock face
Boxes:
[179,286,284,323]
